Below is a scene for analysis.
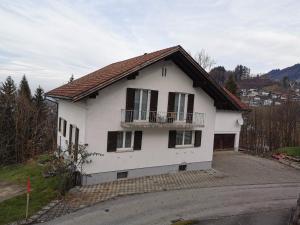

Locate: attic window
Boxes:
[162,67,167,77]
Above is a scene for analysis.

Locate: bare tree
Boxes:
[0,76,57,165]
[240,100,300,155]
[194,49,216,71]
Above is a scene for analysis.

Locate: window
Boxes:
[133,89,151,121]
[176,130,193,147]
[117,171,128,179]
[107,131,143,152]
[168,130,200,148]
[117,131,133,150]
[184,131,193,145]
[58,117,67,137]
[68,124,73,153]
[74,128,79,162]
[174,93,187,121]
[59,117,62,132]
[68,124,79,160]
[63,120,67,137]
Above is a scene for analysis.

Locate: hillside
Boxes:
[266,64,300,81]
[237,77,275,89]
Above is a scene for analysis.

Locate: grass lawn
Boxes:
[0,156,61,225]
[276,146,300,157]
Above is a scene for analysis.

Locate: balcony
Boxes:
[121,110,205,128]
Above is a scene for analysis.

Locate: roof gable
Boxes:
[47,46,178,100]
[47,45,248,111]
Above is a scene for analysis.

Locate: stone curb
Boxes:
[8,199,61,225]
[278,159,300,170]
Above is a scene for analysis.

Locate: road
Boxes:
[42,182,300,225]
[196,209,291,225]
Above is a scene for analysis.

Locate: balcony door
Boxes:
[168,92,194,123]
[133,89,151,121]
[174,93,187,121]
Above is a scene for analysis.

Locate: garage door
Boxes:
[214,134,235,150]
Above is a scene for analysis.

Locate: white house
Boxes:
[47,46,248,185]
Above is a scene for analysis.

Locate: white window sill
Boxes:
[175,144,194,149]
[116,148,134,153]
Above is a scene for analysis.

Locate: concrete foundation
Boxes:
[82,161,212,185]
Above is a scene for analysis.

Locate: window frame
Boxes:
[68,124,77,148]
[61,119,67,137]
[116,131,134,152]
[133,89,151,121]
[174,93,188,121]
[175,130,194,148]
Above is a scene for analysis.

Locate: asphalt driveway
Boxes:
[212,151,300,185]
[39,151,300,225]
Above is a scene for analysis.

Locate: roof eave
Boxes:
[45,93,72,101]
[177,47,245,111]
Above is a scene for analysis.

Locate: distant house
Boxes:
[261,91,269,96]
[263,99,273,106]
[47,46,248,185]
[275,101,282,106]
[247,89,259,97]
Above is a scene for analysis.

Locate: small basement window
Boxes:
[117,171,128,179]
[179,164,187,171]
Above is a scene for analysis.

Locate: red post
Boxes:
[27,177,31,193]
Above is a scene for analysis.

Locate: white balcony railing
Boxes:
[121,109,205,128]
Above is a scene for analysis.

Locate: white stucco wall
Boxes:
[83,60,217,174]
[57,99,87,151]
[214,111,243,150]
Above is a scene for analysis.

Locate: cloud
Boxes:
[0,0,142,90]
[0,0,299,90]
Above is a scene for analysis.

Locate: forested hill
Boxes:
[266,64,300,81]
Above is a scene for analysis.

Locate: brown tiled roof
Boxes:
[47,46,179,100]
[47,45,248,111]
[223,87,249,111]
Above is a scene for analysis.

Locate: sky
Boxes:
[0,0,300,91]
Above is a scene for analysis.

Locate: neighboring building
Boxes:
[47,46,248,185]
[260,91,269,96]
[263,99,273,106]
[253,96,261,101]
[274,101,281,106]
[247,89,258,97]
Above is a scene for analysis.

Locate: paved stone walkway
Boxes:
[36,169,224,223]
[35,151,300,223]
